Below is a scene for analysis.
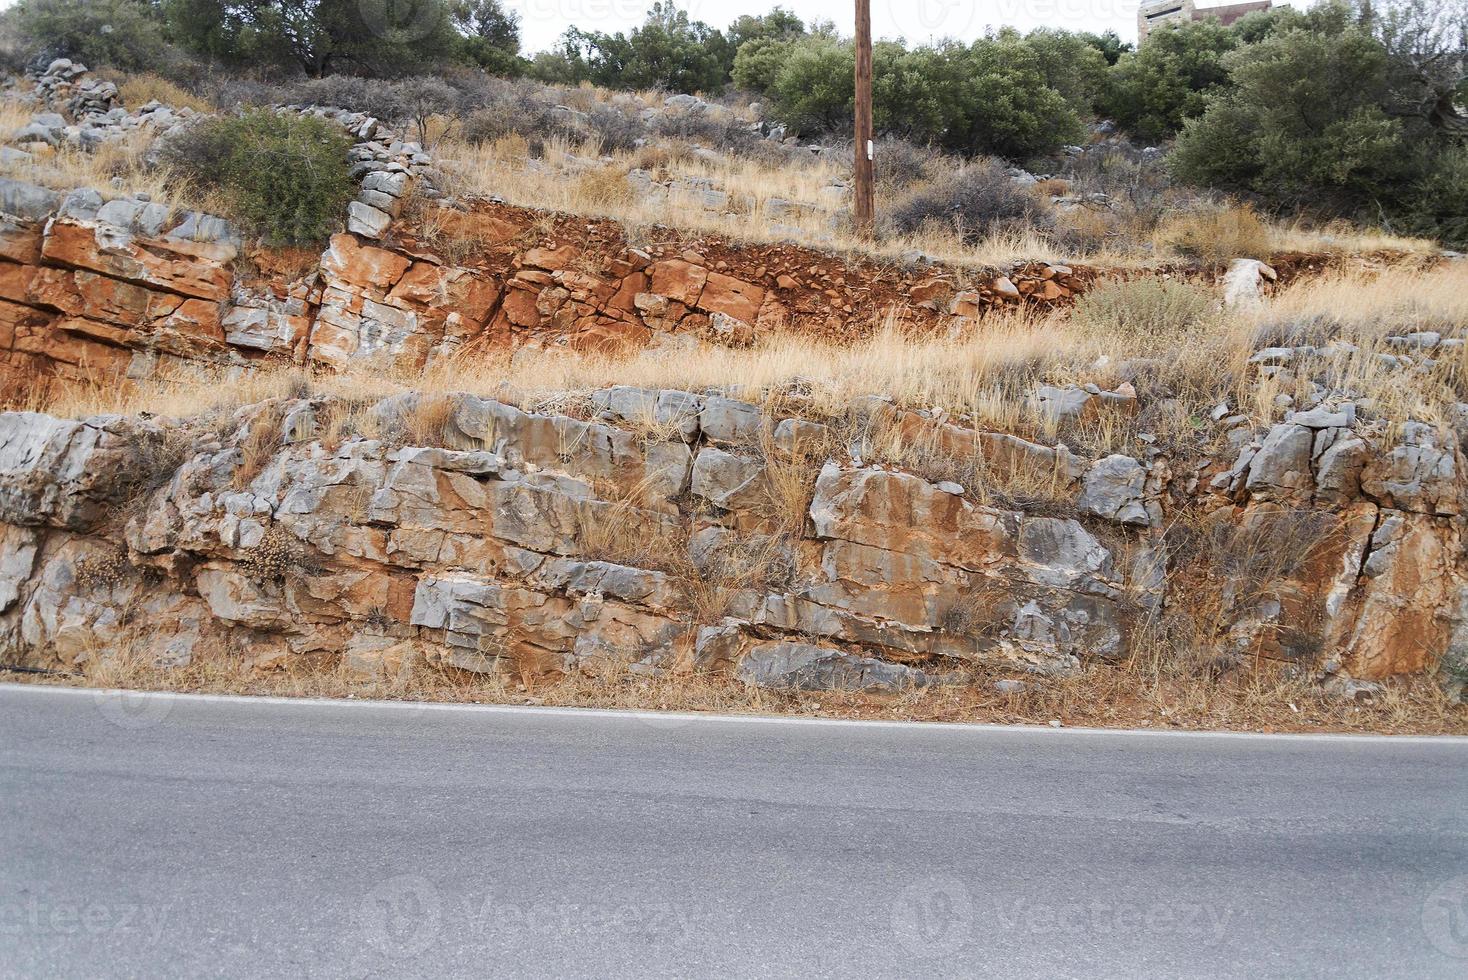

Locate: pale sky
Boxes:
[508,0,1309,53]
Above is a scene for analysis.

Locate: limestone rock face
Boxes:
[734,641,937,692]
[809,464,1016,571]
[1246,423,1316,501]
[0,376,1464,686]
[1079,455,1156,527]
[1360,423,1463,516]
[0,412,171,530]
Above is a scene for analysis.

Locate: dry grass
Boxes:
[1241,262,1468,428]
[1267,217,1438,256]
[19,262,1467,452]
[1154,204,1273,268]
[428,129,1439,270]
[407,194,500,264]
[401,393,457,447]
[0,99,208,212]
[8,641,1461,735]
[435,132,1069,270]
[114,73,214,114]
[231,401,288,490]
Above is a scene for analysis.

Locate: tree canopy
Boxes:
[5,0,1464,242]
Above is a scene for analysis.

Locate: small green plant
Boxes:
[161,111,354,246]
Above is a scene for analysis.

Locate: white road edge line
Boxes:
[4,681,1466,744]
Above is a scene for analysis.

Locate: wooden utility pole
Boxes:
[853,0,875,239]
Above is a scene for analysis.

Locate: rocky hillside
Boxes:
[3,360,1465,704]
[0,173,1089,400]
[1,58,1465,725]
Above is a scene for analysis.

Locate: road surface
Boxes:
[1,683,1466,978]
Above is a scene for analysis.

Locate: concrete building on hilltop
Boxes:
[1138,0,1273,40]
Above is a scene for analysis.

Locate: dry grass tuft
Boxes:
[231,401,288,490]
[1155,204,1273,269]
[115,73,214,114]
[402,393,458,447]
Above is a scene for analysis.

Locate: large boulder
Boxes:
[734,640,935,692]
[1079,454,1156,526]
[0,412,173,530]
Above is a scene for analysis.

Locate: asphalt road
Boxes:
[1,683,1466,979]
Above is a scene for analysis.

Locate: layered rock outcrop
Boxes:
[2,385,1462,689]
[0,176,1091,396]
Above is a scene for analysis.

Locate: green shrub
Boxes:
[1170,27,1411,209]
[163,0,461,77]
[1071,278,1220,353]
[767,37,853,133]
[161,112,354,246]
[1103,20,1238,143]
[887,161,1051,244]
[10,0,169,71]
[731,36,794,94]
[1405,145,1468,249]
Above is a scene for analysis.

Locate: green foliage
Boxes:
[726,7,803,50]
[954,35,1086,159]
[1020,28,1111,115]
[1229,6,1311,44]
[1101,0,1467,246]
[766,31,1084,159]
[1079,29,1131,66]
[731,36,794,94]
[161,111,354,246]
[1406,144,1468,247]
[545,2,730,93]
[869,41,966,143]
[767,37,853,132]
[11,0,169,70]
[451,0,524,75]
[1171,27,1413,210]
[1104,20,1239,142]
[163,0,461,77]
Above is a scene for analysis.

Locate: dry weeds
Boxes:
[6,641,1461,735]
[18,263,1467,457]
